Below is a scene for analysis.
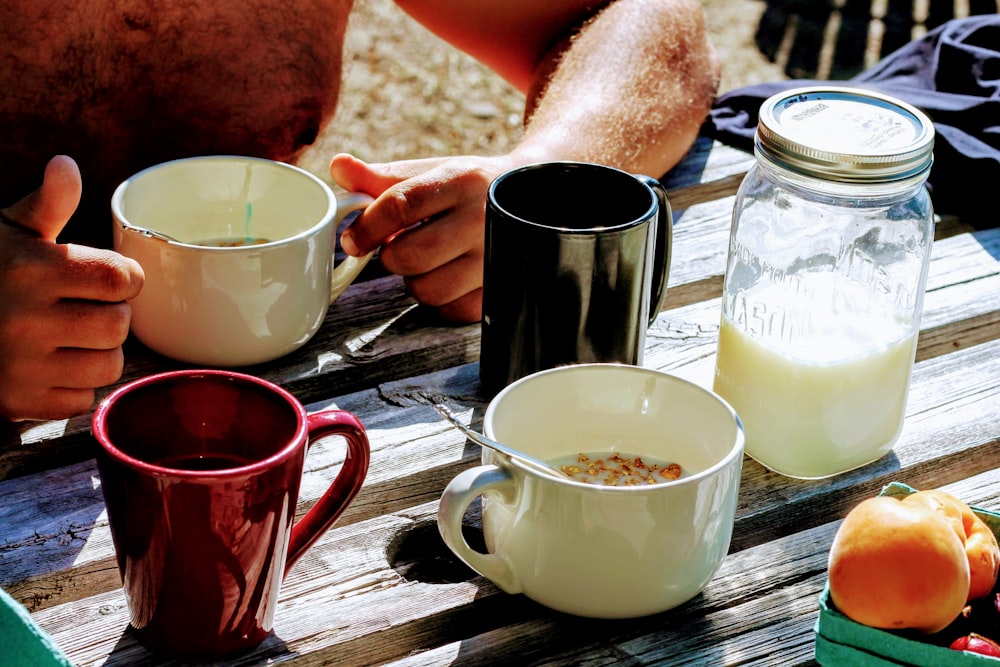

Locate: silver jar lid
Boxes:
[755,86,934,183]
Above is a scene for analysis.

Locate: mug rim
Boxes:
[483,362,745,491]
[91,369,309,478]
[110,155,338,252]
[487,161,658,234]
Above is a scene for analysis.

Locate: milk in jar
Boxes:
[714,276,918,478]
[713,86,935,478]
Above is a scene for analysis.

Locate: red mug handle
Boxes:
[284,410,371,576]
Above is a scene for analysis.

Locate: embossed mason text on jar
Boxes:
[713,86,935,479]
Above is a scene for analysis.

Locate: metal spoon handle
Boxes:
[433,403,572,481]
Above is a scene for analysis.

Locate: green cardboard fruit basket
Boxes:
[815,482,1000,665]
[0,586,72,667]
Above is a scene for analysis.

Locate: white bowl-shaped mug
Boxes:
[112,156,374,367]
[438,363,745,619]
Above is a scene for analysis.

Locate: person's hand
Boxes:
[330,153,519,323]
[0,156,144,421]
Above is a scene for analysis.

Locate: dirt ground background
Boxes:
[298,0,788,178]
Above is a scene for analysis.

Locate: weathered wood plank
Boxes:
[4,196,989,486]
[27,467,1000,666]
[5,321,998,622]
[0,144,751,481]
[385,472,1000,667]
[3,131,998,667]
[0,274,477,480]
[1,139,985,482]
[4,228,998,604]
[661,138,753,198]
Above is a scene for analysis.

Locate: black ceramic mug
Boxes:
[479,161,672,395]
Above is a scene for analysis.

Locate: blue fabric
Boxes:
[0,587,73,667]
[704,15,1000,225]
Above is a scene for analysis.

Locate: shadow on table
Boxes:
[0,409,100,482]
[977,228,1000,261]
[660,136,712,198]
[445,582,731,666]
[100,626,297,666]
[0,458,107,604]
[385,510,732,665]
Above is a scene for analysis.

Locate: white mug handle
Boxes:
[437,465,522,594]
[330,191,376,304]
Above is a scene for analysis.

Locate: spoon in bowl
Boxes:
[433,403,573,481]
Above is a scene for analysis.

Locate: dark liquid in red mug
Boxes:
[155,453,255,471]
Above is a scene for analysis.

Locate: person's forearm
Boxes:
[512,0,719,177]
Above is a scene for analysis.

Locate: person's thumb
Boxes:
[329,153,401,197]
[1,155,82,242]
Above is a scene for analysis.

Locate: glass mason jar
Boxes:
[713,86,935,479]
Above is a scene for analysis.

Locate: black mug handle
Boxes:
[637,175,672,326]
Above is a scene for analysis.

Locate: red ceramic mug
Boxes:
[91,370,370,659]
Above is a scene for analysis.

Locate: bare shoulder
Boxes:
[0,0,354,207]
[0,0,351,81]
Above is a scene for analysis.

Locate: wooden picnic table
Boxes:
[1,135,998,666]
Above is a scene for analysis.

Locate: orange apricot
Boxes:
[904,489,1000,601]
[828,495,970,633]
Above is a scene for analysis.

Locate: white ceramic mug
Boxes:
[112,156,374,366]
[438,363,745,619]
